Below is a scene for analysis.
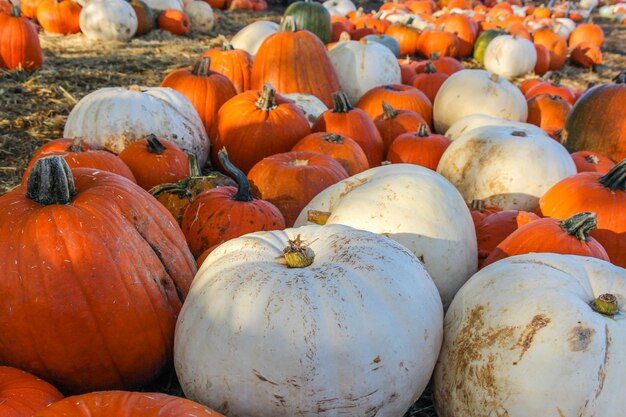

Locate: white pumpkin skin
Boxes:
[322,0,356,16]
[436,125,576,211]
[294,164,477,309]
[184,1,214,33]
[484,35,537,79]
[434,253,626,417]
[445,114,547,141]
[282,93,329,127]
[329,40,401,104]
[79,0,138,42]
[231,20,279,57]
[175,224,443,417]
[433,69,528,134]
[142,0,183,10]
[63,86,209,165]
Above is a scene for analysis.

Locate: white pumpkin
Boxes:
[294,164,477,309]
[79,0,138,42]
[231,20,280,58]
[282,93,329,127]
[323,0,356,16]
[579,0,599,9]
[142,0,183,10]
[445,114,547,140]
[434,253,626,417]
[484,35,536,79]
[63,86,209,165]
[184,1,214,33]
[328,40,401,104]
[511,4,527,16]
[175,224,443,417]
[436,125,576,211]
[433,69,528,133]
[555,17,577,38]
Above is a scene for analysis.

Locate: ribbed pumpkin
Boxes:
[532,27,567,71]
[128,0,155,36]
[570,41,603,69]
[291,132,369,176]
[118,134,189,190]
[437,13,476,57]
[568,22,604,48]
[357,84,433,128]
[472,28,504,65]
[250,17,340,108]
[526,93,572,131]
[524,77,577,105]
[385,17,422,56]
[212,83,311,173]
[571,151,616,174]
[0,7,43,72]
[0,156,196,394]
[411,62,449,104]
[374,102,429,154]
[283,0,332,44]
[539,160,626,267]
[248,151,349,226]
[35,0,81,34]
[482,212,610,268]
[417,29,459,58]
[161,57,237,135]
[415,52,464,75]
[386,124,451,170]
[202,38,253,94]
[0,366,63,417]
[19,0,42,17]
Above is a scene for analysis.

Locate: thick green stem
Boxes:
[188,153,202,177]
[559,212,597,241]
[416,124,429,137]
[599,160,626,191]
[429,52,440,61]
[424,61,437,74]
[218,148,253,202]
[26,156,77,205]
[146,134,167,155]
[591,293,618,316]
[256,83,278,111]
[331,91,354,113]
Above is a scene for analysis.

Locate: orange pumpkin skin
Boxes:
[0,8,43,72]
[525,80,577,105]
[386,124,451,170]
[539,162,626,268]
[482,212,610,268]
[414,52,464,75]
[129,0,155,36]
[356,84,433,129]
[202,44,252,94]
[0,366,63,417]
[36,0,81,34]
[331,21,350,42]
[526,93,572,130]
[533,43,550,75]
[0,157,196,394]
[212,84,311,174]
[374,102,429,154]
[571,151,616,175]
[33,391,225,417]
[475,209,540,267]
[386,20,422,56]
[468,200,502,230]
[532,28,567,71]
[411,61,449,103]
[204,0,225,9]
[437,13,476,57]
[248,151,349,227]
[0,0,12,14]
[519,78,543,95]
[118,135,189,191]
[161,57,237,135]
[570,41,603,69]
[19,0,43,17]
[568,23,604,48]
[158,9,190,36]
[291,132,370,176]
[417,29,460,58]
[349,26,378,40]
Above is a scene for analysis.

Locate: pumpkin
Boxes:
[0,366,63,417]
[362,34,401,57]
[539,160,626,268]
[128,0,155,36]
[434,253,626,417]
[175,224,443,417]
[570,41,603,69]
[228,0,252,9]
[282,93,328,127]
[79,0,138,41]
[202,38,252,94]
[417,29,460,58]
[533,43,551,76]
[467,199,502,230]
[19,0,42,17]
[328,39,401,104]
[524,77,577,105]
[569,22,604,48]
[230,20,279,57]
[386,17,422,56]
[0,7,43,72]
[248,151,349,226]
[386,124,451,170]
[483,35,536,79]
[437,13,476,57]
[184,0,214,33]
[142,0,182,10]
[0,156,196,394]
[482,212,610,267]
[349,26,378,40]
[33,391,224,417]
[161,57,236,134]
[433,70,528,134]
[414,52,464,75]
[158,9,190,35]
[357,84,433,128]
[472,28,504,65]
[444,114,547,141]
[323,0,355,16]
[571,151,616,174]
[291,132,369,176]
[118,134,189,190]
[532,27,567,71]
[36,0,81,34]
[437,126,576,211]
[374,102,429,154]
[526,93,572,131]
[561,74,626,162]
[312,91,384,167]
[0,0,12,13]
[411,61,449,104]
[212,84,310,174]
[295,164,477,308]
[63,86,209,166]
[284,0,332,44]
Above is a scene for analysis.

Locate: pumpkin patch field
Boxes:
[0,0,626,416]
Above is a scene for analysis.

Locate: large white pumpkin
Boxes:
[231,20,280,57]
[434,253,626,417]
[185,1,214,33]
[484,35,537,79]
[142,0,183,10]
[79,0,138,42]
[282,93,329,127]
[445,114,547,140]
[433,69,527,133]
[328,40,401,104]
[175,224,443,417]
[323,0,356,16]
[63,86,209,165]
[437,125,576,211]
[294,164,477,309]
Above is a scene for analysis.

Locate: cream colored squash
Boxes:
[445,114,547,140]
[63,86,209,165]
[555,17,576,38]
[185,1,214,33]
[323,0,356,16]
[433,69,527,133]
[231,20,280,58]
[434,253,626,417]
[328,40,401,104]
[294,164,477,309]
[175,224,443,417]
[484,35,537,79]
[79,0,138,42]
[282,93,329,127]
[436,125,576,211]
[142,0,183,10]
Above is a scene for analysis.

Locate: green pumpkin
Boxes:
[283,0,332,45]
[473,29,505,65]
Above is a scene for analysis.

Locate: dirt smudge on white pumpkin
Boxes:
[568,325,596,352]
[252,369,278,386]
[513,314,551,364]
[338,177,369,199]
[595,324,611,400]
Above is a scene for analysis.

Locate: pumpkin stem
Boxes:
[331,91,354,113]
[591,293,618,316]
[424,62,437,74]
[188,153,202,177]
[218,148,253,202]
[339,31,351,42]
[256,83,278,111]
[281,235,315,268]
[10,5,20,16]
[489,72,499,82]
[146,134,167,155]
[281,15,298,32]
[406,16,415,25]
[429,52,440,61]
[381,101,398,119]
[217,34,234,50]
[416,124,429,137]
[149,182,192,200]
[613,71,626,84]
[191,57,212,76]
[469,199,486,212]
[26,156,77,206]
[323,133,344,144]
[585,154,600,164]
[559,212,597,241]
[599,160,626,191]
[308,209,331,225]
[67,138,88,153]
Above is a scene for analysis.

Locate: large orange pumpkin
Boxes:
[0,366,63,417]
[417,29,460,58]
[385,18,422,56]
[570,41,603,69]
[532,28,567,71]
[526,93,572,131]
[568,23,604,48]
[202,39,253,94]
[35,0,81,34]
[291,132,369,176]
[386,124,451,170]
[0,7,43,72]
[356,84,433,128]
[437,13,476,57]
[374,101,429,154]
[411,61,449,104]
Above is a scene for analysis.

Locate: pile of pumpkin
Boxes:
[2,0,626,416]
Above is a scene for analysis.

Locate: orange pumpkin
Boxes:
[571,151,616,175]
[0,0,12,14]
[525,77,577,105]
[437,13,476,57]
[386,18,422,56]
[204,0,225,8]
[356,84,433,128]
[533,43,551,76]
[411,61,448,103]
[570,41,603,69]
[0,7,43,72]
[468,199,502,230]
[569,23,604,48]
[417,29,460,58]
[158,9,190,36]
[202,39,253,94]
[0,366,63,417]
[19,0,43,18]
[35,0,81,34]
[532,28,567,71]
[526,93,572,131]
[374,101,429,154]
[414,52,463,75]
[128,0,155,36]
[386,124,451,170]
[291,132,370,176]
